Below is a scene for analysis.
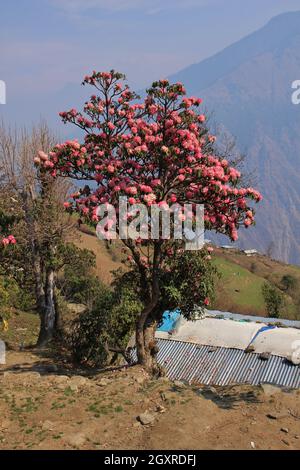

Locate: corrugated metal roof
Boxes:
[130,339,300,388]
[206,309,300,328]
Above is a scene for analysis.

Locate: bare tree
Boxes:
[0,122,75,346]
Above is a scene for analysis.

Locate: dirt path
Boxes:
[0,351,299,450]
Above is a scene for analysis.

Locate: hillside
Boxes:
[72,228,300,321]
[170,11,300,265]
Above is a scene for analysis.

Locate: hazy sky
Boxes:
[1,0,300,127]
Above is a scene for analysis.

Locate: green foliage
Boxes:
[281,274,297,292]
[160,248,218,320]
[57,243,98,305]
[0,275,29,322]
[0,209,16,237]
[67,272,142,367]
[262,282,284,318]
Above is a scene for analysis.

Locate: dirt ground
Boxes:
[0,350,299,450]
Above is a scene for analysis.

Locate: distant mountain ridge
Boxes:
[169,11,300,264]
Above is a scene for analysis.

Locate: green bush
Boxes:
[67,274,142,367]
[262,282,284,318]
[281,274,297,292]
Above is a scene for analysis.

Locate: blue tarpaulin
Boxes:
[158,310,180,332]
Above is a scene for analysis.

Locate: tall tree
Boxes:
[39,71,262,372]
[0,123,74,346]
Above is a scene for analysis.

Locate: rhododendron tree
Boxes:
[38,71,262,372]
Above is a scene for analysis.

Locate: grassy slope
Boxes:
[212,248,300,319]
[73,228,300,319]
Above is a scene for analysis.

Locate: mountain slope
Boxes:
[170,11,300,264]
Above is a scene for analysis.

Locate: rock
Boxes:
[135,375,147,385]
[259,352,271,360]
[155,405,166,413]
[281,427,289,434]
[138,412,155,426]
[160,391,176,402]
[250,441,256,449]
[0,419,11,430]
[69,376,89,388]
[23,371,41,380]
[69,383,79,392]
[97,378,110,387]
[261,383,283,396]
[282,439,290,447]
[3,371,41,381]
[66,433,86,448]
[42,420,55,431]
[173,380,185,388]
[5,371,41,386]
[3,371,16,379]
[52,375,70,389]
[266,412,288,420]
[207,346,218,353]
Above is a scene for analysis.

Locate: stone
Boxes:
[66,433,86,448]
[97,378,110,387]
[135,375,147,385]
[281,428,289,434]
[42,420,55,431]
[160,391,176,402]
[259,352,270,360]
[261,383,283,396]
[23,371,41,380]
[282,439,290,447]
[173,380,185,388]
[138,412,155,426]
[0,419,11,430]
[250,441,255,449]
[53,375,70,388]
[266,412,288,420]
[69,376,89,387]
[155,404,166,413]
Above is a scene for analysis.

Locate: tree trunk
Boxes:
[36,267,56,347]
[135,243,163,375]
[32,242,46,313]
[137,317,160,368]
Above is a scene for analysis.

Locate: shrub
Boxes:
[281,274,297,292]
[67,273,142,367]
[262,282,284,318]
